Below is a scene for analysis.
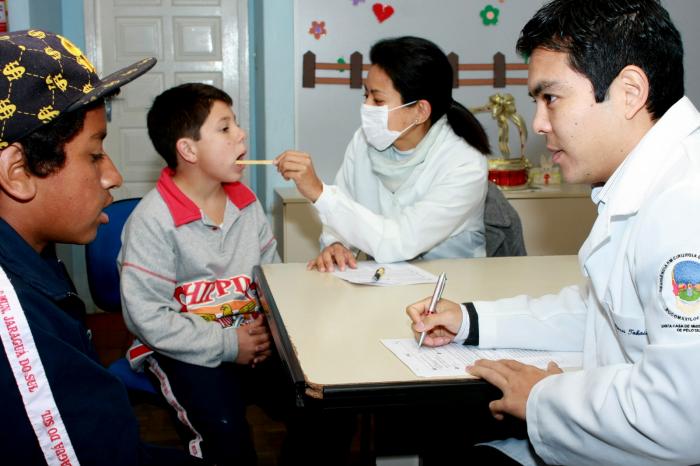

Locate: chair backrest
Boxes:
[85,198,140,313]
[483,182,527,257]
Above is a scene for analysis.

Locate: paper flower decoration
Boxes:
[308,20,327,40]
[480,5,500,26]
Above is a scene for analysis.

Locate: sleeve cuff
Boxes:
[312,183,335,217]
[222,328,239,362]
[454,304,471,343]
[461,302,479,346]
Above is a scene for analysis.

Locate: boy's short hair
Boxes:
[147,83,233,169]
[516,0,683,120]
[0,30,156,175]
[17,100,103,177]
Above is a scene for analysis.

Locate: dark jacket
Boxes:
[0,218,141,465]
[484,182,527,257]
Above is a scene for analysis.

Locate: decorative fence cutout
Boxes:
[302,51,528,89]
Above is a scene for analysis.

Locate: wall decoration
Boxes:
[352,0,366,5]
[337,57,347,72]
[308,20,327,40]
[303,51,365,88]
[301,51,527,89]
[480,4,500,26]
[372,3,395,23]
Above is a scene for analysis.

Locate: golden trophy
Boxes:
[471,93,530,189]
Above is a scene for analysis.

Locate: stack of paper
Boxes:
[332,261,437,286]
[381,339,582,377]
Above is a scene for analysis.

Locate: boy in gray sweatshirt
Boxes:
[118,83,280,465]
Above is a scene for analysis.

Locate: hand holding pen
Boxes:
[418,272,447,347]
[406,290,462,347]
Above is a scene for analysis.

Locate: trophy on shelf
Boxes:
[471,93,530,189]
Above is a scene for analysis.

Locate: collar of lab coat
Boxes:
[579,96,700,267]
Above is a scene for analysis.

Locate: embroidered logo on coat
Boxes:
[659,253,700,321]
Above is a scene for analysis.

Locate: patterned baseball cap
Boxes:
[0,29,156,149]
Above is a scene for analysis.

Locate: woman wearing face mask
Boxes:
[275,36,490,271]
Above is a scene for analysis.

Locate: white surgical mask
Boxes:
[361,101,417,151]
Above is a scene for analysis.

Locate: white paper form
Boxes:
[332,261,437,286]
[381,339,582,377]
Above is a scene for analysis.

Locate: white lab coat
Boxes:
[313,125,488,263]
[474,97,700,466]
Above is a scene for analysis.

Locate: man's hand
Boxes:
[307,242,357,272]
[405,297,462,347]
[467,360,563,420]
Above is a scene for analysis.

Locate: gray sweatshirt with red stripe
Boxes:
[118,169,279,368]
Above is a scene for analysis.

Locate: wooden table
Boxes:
[255,255,584,410]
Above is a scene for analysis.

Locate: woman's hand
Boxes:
[274,150,324,202]
[405,297,462,346]
[307,242,357,272]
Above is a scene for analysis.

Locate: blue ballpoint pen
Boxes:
[418,272,447,347]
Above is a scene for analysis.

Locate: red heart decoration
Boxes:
[372,3,394,23]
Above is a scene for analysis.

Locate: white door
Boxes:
[83,0,250,199]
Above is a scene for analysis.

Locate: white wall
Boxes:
[257,0,296,211]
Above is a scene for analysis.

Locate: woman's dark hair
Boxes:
[370,36,490,155]
[147,83,233,169]
[516,0,683,120]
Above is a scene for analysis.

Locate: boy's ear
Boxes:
[175,137,198,164]
[0,144,37,201]
[616,65,649,120]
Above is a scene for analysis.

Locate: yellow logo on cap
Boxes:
[76,55,97,74]
[82,83,94,94]
[38,105,60,122]
[28,30,47,39]
[46,73,68,92]
[44,47,62,61]
[0,141,8,149]
[57,34,97,74]
[0,99,17,120]
[3,61,25,81]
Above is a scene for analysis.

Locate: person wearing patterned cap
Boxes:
[0,30,192,465]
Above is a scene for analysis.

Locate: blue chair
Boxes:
[85,198,158,397]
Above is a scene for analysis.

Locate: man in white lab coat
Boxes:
[407,1,700,465]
